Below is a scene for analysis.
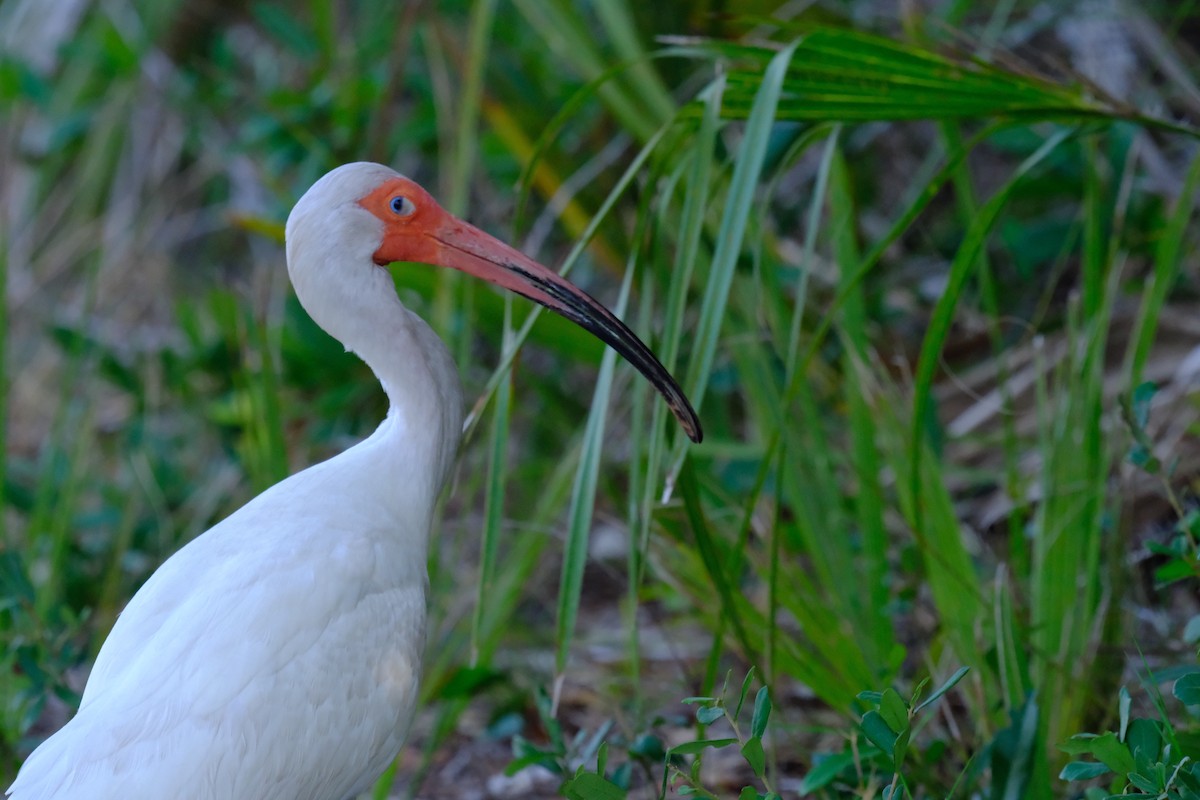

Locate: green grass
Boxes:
[4,2,1200,798]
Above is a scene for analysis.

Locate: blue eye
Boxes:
[389,196,415,216]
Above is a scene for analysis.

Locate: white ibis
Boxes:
[7,162,701,800]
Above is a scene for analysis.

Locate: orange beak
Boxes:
[359,178,702,443]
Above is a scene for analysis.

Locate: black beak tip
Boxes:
[673,401,703,443]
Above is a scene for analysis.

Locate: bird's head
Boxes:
[286,162,702,443]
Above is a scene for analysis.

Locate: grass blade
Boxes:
[683,40,799,408]
[1126,150,1200,384]
[553,259,634,707]
[471,296,513,666]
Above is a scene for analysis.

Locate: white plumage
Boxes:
[8,162,699,799]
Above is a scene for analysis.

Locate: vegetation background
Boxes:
[3,0,1200,797]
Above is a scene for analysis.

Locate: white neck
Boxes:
[361,297,464,491]
[285,213,464,503]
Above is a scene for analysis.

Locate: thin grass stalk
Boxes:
[622,158,689,721]
[781,122,1002,459]
[552,259,634,709]
[591,0,675,123]
[904,130,1074,713]
[1031,135,1131,750]
[471,296,513,666]
[250,312,289,487]
[510,0,665,141]
[447,0,498,217]
[462,123,669,444]
[751,123,835,350]
[677,460,756,663]
[765,446,785,688]
[1125,150,1200,384]
[435,0,498,375]
[636,78,722,516]
[483,99,623,271]
[28,250,105,620]
[909,127,1073,538]
[679,292,879,701]
[784,127,838,376]
[419,22,461,349]
[682,40,800,413]
[939,121,1029,577]
[623,267,653,722]
[0,138,8,553]
[32,403,94,620]
[829,146,893,667]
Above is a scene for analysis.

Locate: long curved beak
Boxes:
[406,218,702,443]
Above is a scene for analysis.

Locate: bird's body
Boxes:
[10,416,436,799]
[8,163,698,799]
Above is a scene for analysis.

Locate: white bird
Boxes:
[8,162,701,800]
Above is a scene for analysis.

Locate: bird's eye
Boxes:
[389,196,415,216]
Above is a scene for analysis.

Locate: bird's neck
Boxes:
[357,301,464,495]
[286,238,463,515]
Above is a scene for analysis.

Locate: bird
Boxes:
[7,162,701,800]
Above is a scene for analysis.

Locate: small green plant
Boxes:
[662,669,777,800]
[503,686,652,799]
[507,670,778,799]
[800,667,971,798]
[1059,674,1200,799]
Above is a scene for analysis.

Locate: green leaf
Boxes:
[1174,672,1200,705]
[1128,771,1159,793]
[610,763,630,790]
[684,38,800,410]
[892,728,911,771]
[914,666,970,713]
[1059,733,1099,756]
[1128,152,1200,382]
[563,771,628,800]
[677,462,755,658]
[669,738,739,756]
[861,710,898,757]
[629,734,665,761]
[908,677,930,710]
[1118,686,1131,741]
[472,307,514,664]
[1127,718,1162,771]
[1155,559,1197,585]
[879,688,909,732]
[1059,761,1110,781]
[751,687,772,739]
[438,665,505,698]
[555,266,633,681]
[670,28,1194,134]
[800,752,856,793]
[251,4,319,58]
[742,736,766,778]
[735,669,756,719]
[696,706,725,725]
[1129,382,1158,429]
[1184,615,1200,644]
[1086,732,1136,775]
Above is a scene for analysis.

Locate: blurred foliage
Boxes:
[5,1,1200,798]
